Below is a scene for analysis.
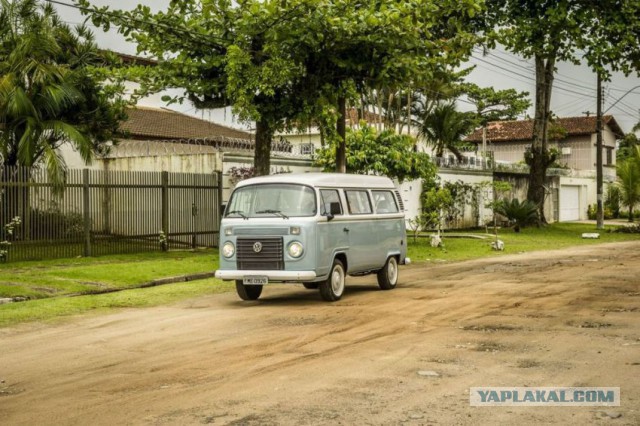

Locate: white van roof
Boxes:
[235,173,396,189]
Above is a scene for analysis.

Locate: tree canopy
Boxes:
[79,0,484,175]
[0,0,126,184]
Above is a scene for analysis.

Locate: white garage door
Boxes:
[560,186,580,221]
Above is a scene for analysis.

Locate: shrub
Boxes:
[612,223,640,233]
[28,207,84,240]
[494,198,539,232]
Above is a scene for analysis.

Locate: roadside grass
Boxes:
[0,250,218,300]
[407,223,640,263]
[0,223,638,328]
[0,278,234,328]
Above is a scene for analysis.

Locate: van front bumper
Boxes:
[215,270,317,282]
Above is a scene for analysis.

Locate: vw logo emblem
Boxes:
[253,242,263,253]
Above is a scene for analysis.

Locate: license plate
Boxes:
[243,276,268,285]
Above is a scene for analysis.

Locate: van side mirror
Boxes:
[330,202,341,215]
[325,202,341,221]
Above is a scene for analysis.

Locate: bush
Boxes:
[494,198,539,232]
[28,207,84,240]
[612,223,640,233]
[587,205,615,220]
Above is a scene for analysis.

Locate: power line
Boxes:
[472,49,597,95]
[489,46,629,93]
[470,55,594,98]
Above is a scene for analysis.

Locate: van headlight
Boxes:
[222,242,235,258]
[287,241,304,258]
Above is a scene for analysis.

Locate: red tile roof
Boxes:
[465,115,624,143]
[119,107,252,141]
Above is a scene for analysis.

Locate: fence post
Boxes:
[83,168,91,257]
[161,171,169,251]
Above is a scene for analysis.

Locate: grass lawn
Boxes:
[0,249,219,300]
[0,223,638,328]
[407,222,640,263]
[0,278,233,328]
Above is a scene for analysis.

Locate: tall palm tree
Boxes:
[416,102,475,160]
[616,147,640,222]
[0,0,124,185]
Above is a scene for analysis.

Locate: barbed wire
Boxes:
[101,136,314,159]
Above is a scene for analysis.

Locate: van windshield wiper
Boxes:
[226,210,248,219]
[255,209,289,219]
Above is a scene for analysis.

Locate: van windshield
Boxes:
[226,183,317,218]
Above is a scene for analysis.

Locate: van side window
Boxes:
[372,190,399,214]
[320,189,343,215]
[345,190,372,215]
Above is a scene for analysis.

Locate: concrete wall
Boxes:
[102,152,222,175]
[399,168,494,229]
[493,171,599,222]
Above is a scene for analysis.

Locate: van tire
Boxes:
[377,256,398,290]
[319,259,345,302]
[235,280,263,300]
[303,283,319,289]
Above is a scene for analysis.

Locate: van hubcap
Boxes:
[388,258,398,284]
[331,265,345,295]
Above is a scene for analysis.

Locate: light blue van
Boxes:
[215,173,409,302]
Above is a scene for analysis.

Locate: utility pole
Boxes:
[596,74,604,230]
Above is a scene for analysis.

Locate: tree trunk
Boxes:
[526,54,556,224]
[336,96,347,173]
[254,117,274,177]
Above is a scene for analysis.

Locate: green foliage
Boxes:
[605,185,622,218]
[485,1,640,78]
[612,223,640,233]
[420,186,454,231]
[616,147,640,221]
[314,125,436,183]
[417,102,476,160]
[617,133,639,162]
[494,198,539,232]
[78,0,484,174]
[0,0,126,184]
[0,216,20,262]
[587,204,613,221]
[460,83,530,125]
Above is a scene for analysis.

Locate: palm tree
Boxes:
[616,146,640,222]
[415,102,476,161]
[0,0,125,185]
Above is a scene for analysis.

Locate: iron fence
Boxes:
[0,167,222,262]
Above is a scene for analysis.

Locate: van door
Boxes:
[344,189,378,271]
[317,189,348,278]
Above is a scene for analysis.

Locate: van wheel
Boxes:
[303,283,319,289]
[377,256,398,290]
[235,280,263,300]
[319,259,345,301]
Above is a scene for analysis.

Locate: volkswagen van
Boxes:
[215,173,409,302]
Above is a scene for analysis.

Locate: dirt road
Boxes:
[1,242,639,425]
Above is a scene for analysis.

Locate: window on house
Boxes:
[606,147,613,166]
[300,143,315,155]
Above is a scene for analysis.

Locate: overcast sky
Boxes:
[52,0,640,134]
